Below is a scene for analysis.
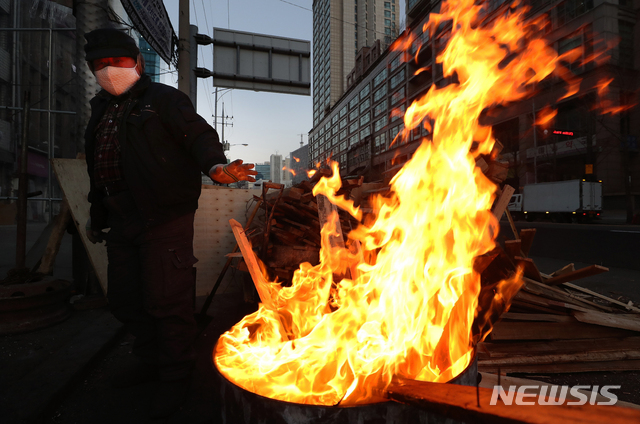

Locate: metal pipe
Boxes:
[16,91,30,270]
[48,27,53,222]
[0,106,75,114]
[0,197,62,201]
[532,100,537,184]
[0,28,76,31]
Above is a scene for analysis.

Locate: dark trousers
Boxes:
[103,190,198,381]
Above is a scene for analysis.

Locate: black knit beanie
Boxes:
[84,28,140,62]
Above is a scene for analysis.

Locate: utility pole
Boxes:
[177,0,191,99]
[216,102,233,151]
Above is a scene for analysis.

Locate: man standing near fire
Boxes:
[82,28,256,418]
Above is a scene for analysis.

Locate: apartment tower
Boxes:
[313,0,400,126]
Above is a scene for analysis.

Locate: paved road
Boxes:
[499,220,640,271]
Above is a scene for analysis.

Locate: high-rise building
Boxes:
[312,0,400,126]
[254,162,271,181]
[270,154,283,184]
[290,143,310,185]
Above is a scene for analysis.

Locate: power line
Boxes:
[277,0,311,11]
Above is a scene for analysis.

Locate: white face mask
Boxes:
[94,64,140,96]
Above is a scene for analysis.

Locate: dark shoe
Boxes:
[111,361,157,388]
[149,377,190,419]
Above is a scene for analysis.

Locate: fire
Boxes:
[214,0,560,405]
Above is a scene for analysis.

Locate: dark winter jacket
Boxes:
[85,74,227,230]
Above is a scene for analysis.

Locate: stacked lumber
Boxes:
[241,172,363,285]
[477,226,640,375]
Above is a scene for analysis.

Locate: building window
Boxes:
[390,69,405,89]
[374,133,387,154]
[374,85,387,102]
[374,99,388,117]
[391,87,405,105]
[349,108,359,121]
[391,104,406,122]
[359,98,371,113]
[385,10,391,17]
[340,106,347,117]
[360,112,370,125]
[374,69,388,87]
[557,32,583,72]
[359,84,370,99]
[619,21,634,68]
[350,121,359,134]
[556,0,594,27]
[389,55,402,71]
[374,115,388,132]
[360,126,371,139]
[340,118,347,129]
[349,96,359,109]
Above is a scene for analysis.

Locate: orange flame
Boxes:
[596,77,614,96]
[293,156,300,162]
[214,0,560,405]
[536,106,557,126]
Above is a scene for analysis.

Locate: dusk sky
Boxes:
[163,0,405,165]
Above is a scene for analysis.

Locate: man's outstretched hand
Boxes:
[210,159,258,184]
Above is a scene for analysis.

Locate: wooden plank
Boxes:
[475,156,489,173]
[479,349,640,367]
[229,218,274,308]
[492,184,515,219]
[52,159,108,294]
[510,299,572,314]
[523,278,613,312]
[519,228,536,256]
[487,160,509,183]
[480,337,640,358]
[505,209,519,241]
[490,320,637,341]
[479,359,640,375]
[513,291,570,313]
[563,282,640,313]
[544,264,609,286]
[573,310,640,332]
[515,256,542,282]
[550,263,575,277]
[384,377,640,424]
[503,240,521,259]
[501,312,576,323]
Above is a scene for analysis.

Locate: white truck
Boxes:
[508,179,602,223]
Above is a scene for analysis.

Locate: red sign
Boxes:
[553,130,574,136]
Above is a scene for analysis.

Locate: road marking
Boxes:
[610,230,640,234]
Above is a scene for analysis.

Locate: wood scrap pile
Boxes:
[477,225,640,375]
[240,172,366,285]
